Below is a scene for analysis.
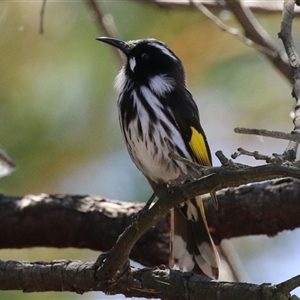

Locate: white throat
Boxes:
[114,67,126,93]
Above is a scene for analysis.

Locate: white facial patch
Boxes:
[129,57,136,72]
[149,41,177,61]
[114,67,126,93]
[149,74,175,96]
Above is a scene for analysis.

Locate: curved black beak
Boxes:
[96,37,130,55]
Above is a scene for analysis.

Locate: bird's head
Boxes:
[97,37,186,88]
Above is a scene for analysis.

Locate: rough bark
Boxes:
[0,178,300,267]
[0,259,298,300]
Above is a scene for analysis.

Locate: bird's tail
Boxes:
[170,196,220,279]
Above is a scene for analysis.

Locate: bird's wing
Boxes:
[169,88,218,208]
[168,88,212,167]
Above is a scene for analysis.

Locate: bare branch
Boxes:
[85,0,122,65]
[94,157,300,282]
[191,1,276,56]
[277,274,300,294]
[279,1,300,70]
[0,193,168,268]
[234,127,300,142]
[1,177,300,268]
[278,0,300,161]
[0,259,298,299]
[225,0,292,83]
[39,0,47,34]
[144,0,300,14]
[231,147,271,161]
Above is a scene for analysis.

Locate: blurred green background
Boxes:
[0,1,299,299]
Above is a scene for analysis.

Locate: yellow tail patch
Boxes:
[188,126,211,166]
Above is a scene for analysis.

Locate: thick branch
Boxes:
[94,159,300,281]
[0,193,169,267]
[1,177,300,268]
[0,259,296,299]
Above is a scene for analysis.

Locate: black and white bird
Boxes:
[97,37,220,279]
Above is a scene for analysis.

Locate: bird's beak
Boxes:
[96,37,130,55]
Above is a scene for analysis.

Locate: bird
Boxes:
[97,37,220,279]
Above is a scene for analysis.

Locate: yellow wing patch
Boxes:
[188,126,211,166]
[189,127,219,209]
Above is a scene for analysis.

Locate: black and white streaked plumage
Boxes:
[97,37,220,279]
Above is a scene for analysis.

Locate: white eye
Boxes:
[141,53,150,61]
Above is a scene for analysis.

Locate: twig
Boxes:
[231,147,271,161]
[145,0,300,14]
[234,127,300,142]
[190,0,276,56]
[85,0,122,66]
[39,0,47,34]
[278,1,300,70]
[225,0,292,84]
[231,147,292,164]
[215,150,232,166]
[278,0,300,160]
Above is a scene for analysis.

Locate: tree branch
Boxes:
[142,0,300,14]
[190,1,275,56]
[278,0,300,160]
[1,176,300,268]
[235,128,300,142]
[0,193,169,267]
[225,0,292,83]
[0,259,298,299]
[85,0,122,65]
[93,155,300,284]
[8,1,300,297]
[39,0,47,34]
